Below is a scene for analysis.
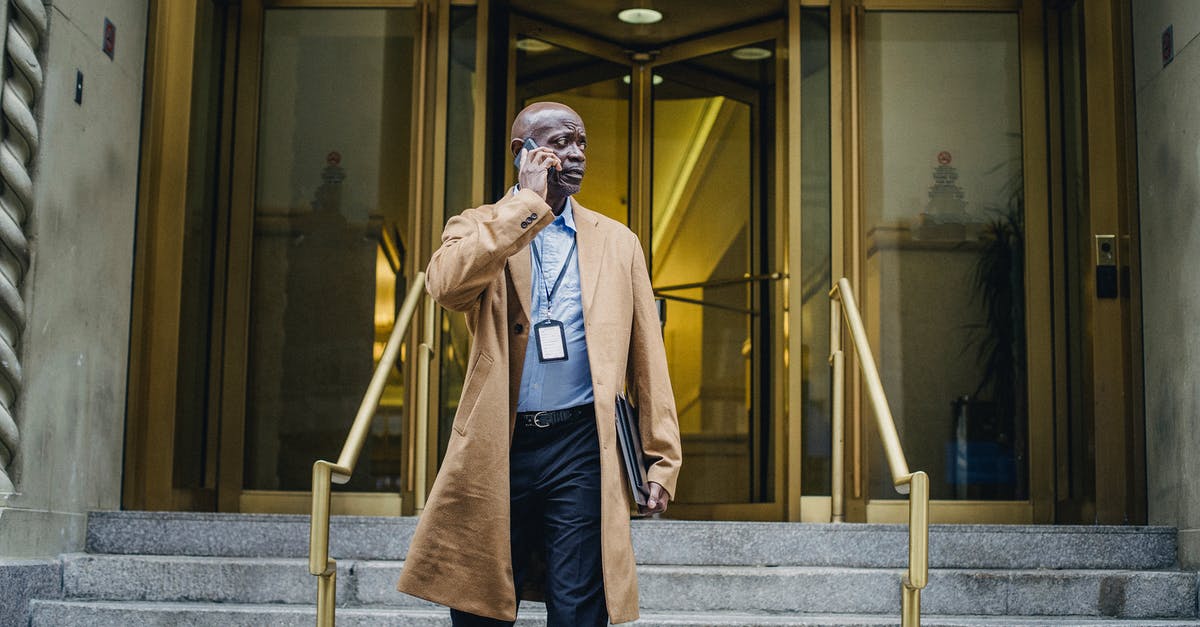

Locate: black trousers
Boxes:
[451,413,608,627]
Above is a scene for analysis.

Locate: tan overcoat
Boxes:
[396,188,682,624]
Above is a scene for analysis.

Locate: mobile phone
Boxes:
[513,137,538,168]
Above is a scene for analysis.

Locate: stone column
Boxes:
[0,0,47,495]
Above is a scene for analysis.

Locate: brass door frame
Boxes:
[1045,0,1144,525]
[506,14,790,521]
[217,0,443,514]
[126,0,485,515]
[126,0,210,511]
[836,0,1055,524]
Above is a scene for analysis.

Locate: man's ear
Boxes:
[510,138,524,158]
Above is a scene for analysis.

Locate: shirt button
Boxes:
[514,323,524,334]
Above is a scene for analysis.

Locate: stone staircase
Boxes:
[24,511,1200,626]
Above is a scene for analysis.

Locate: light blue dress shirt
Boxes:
[517,196,595,412]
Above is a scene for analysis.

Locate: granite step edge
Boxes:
[28,600,1200,627]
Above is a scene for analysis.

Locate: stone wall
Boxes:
[1134,0,1200,568]
[0,0,148,557]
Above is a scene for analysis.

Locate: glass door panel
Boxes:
[858,11,1029,504]
[242,7,418,499]
[652,42,778,506]
[796,8,834,498]
[505,21,785,515]
[513,34,630,224]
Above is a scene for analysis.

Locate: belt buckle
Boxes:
[531,411,551,428]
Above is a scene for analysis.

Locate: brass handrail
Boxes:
[829,277,930,627]
[309,271,434,627]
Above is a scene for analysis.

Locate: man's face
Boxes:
[524,110,587,196]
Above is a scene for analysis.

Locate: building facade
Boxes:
[0,0,1197,584]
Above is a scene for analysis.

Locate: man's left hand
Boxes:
[643,482,670,515]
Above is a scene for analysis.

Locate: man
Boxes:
[397,102,682,626]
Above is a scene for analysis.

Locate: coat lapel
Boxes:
[507,246,532,323]
[572,201,606,317]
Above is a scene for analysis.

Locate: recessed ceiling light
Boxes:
[731,47,772,61]
[622,74,664,86]
[618,8,663,25]
[515,38,554,53]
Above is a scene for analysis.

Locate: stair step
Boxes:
[86,512,1178,570]
[61,554,1199,619]
[29,600,1200,627]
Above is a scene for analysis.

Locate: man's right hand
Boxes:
[517,146,562,200]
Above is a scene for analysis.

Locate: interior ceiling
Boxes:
[508,0,786,48]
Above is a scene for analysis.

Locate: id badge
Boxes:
[534,319,569,362]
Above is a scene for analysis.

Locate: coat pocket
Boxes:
[452,352,494,436]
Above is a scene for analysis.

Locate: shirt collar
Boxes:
[510,186,576,233]
[557,196,577,232]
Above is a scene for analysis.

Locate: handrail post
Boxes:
[310,460,335,627]
[318,564,336,627]
[829,298,845,523]
[415,295,436,514]
[907,471,930,590]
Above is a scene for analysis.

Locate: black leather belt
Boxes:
[516,404,594,429]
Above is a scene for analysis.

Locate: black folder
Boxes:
[615,394,651,507]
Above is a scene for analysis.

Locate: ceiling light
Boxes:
[731,47,772,61]
[622,74,664,86]
[515,38,554,53]
[618,8,663,25]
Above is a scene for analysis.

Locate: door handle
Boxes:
[1095,234,1118,299]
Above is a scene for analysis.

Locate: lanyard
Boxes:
[531,236,577,312]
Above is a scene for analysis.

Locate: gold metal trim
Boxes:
[510,13,628,66]
[858,0,1020,10]
[265,0,420,8]
[830,300,845,521]
[665,502,785,521]
[471,0,489,208]
[239,490,402,515]
[630,63,652,260]
[784,0,804,522]
[217,0,265,513]
[1016,0,1055,524]
[414,296,436,513]
[828,0,851,517]
[125,0,201,511]
[866,499,1033,524]
[1079,0,1142,524]
[648,20,785,68]
[847,2,863,502]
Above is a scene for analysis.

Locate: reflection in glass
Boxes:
[860,12,1027,500]
[173,0,228,491]
[439,7,477,464]
[244,9,417,492]
[1058,2,1094,507]
[797,9,833,496]
[515,37,629,225]
[653,42,777,504]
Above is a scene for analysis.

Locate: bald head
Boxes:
[510,101,587,199]
[511,102,582,142]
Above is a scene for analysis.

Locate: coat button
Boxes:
[520,220,530,228]
[514,323,524,334]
